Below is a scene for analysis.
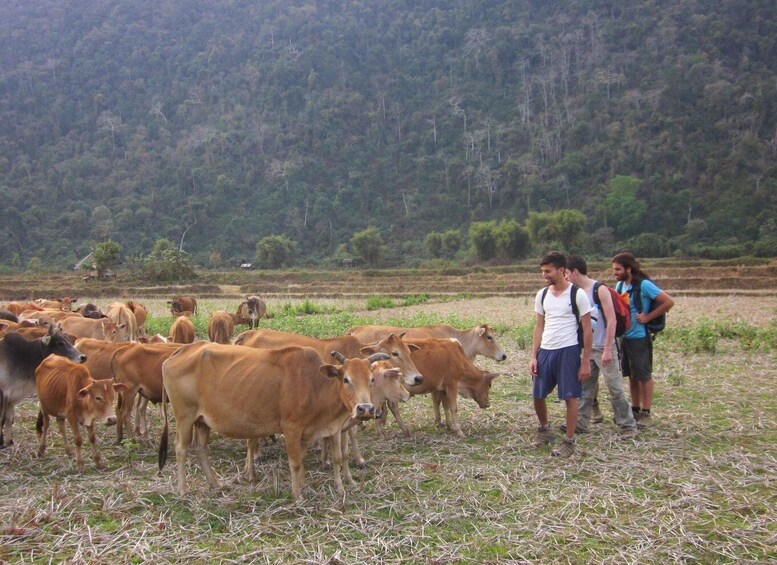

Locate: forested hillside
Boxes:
[1,0,776,269]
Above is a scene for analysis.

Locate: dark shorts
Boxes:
[620,336,653,381]
[533,345,582,400]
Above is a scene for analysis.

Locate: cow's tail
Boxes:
[0,392,7,446]
[36,410,44,435]
[233,331,246,346]
[109,350,126,415]
[158,384,169,471]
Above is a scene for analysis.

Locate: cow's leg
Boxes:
[37,411,50,457]
[386,400,411,437]
[68,417,85,473]
[431,391,445,427]
[0,394,7,447]
[87,422,105,470]
[135,395,149,437]
[438,391,453,429]
[116,386,139,444]
[244,438,261,483]
[193,420,217,489]
[283,428,306,501]
[174,414,197,495]
[375,401,387,439]
[348,426,365,469]
[56,417,73,457]
[341,429,357,485]
[443,384,465,438]
[1,402,15,447]
[329,431,346,495]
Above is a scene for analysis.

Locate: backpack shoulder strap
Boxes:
[540,286,549,311]
[592,281,602,307]
[570,284,580,323]
[632,279,644,314]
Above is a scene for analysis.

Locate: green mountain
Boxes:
[1,0,775,268]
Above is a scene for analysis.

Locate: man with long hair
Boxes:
[529,251,593,457]
[612,252,675,428]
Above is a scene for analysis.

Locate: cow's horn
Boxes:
[330,351,347,363]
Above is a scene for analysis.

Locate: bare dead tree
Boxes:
[97,111,123,150]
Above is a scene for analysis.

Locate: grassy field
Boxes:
[1,294,776,563]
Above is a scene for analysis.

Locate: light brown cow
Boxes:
[35,297,78,311]
[168,316,196,344]
[233,329,423,388]
[137,334,168,343]
[168,296,197,317]
[377,338,499,439]
[348,323,506,426]
[159,343,377,500]
[207,311,234,344]
[3,302,44,316]
[110,342,181,442]
[59,316,121,342]
[35,356,126,472]
[74,338,135,381]
[106,302,137,341]
[325,356,410,469]
[125,301,148,337]
[347,323,507,362]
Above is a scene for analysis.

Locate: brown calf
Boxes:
[35,356,126,472]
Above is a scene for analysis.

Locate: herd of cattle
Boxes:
[0,295,506,500]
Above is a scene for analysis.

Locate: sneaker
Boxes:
[551,438,575,458]
[592,401,604,424]
[619,427,638,439]
[559,423,589,434]
[636,413,653,429]
[531,426,555,447]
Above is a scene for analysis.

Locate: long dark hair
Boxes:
[612,251,649,282]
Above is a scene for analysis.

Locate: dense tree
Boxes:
[351,226,383,266]
[0,0,775,266]
[255,235,297,269]
[92,241,122,278]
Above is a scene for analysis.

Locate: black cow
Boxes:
[0,325,86,447]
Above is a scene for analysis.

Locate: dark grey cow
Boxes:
[0,325,86,446]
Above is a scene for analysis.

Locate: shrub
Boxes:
[366,296,395,310]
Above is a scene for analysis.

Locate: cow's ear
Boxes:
[41,336,51,346]
[476,326,486,337]
[113,383,128,393]
[406,343,420,351]
[359,345,377,356]
[382,368,402,380]
[319,364,342,380]
[77,387,90,399]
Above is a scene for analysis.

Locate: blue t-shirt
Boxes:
[616,279,662,339]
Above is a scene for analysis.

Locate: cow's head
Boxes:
[360,332,423,388]
[459,371,499,409]
[369,359,410,418]
[323,351,382,421]
[77,377,127,426]
[59,296,77,312]
[475,324,507,362]
[42,324,86,363]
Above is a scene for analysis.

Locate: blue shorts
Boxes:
[533,345,582,400]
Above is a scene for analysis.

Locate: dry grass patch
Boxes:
[1,297,775,563]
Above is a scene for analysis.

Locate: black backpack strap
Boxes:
[570,284,580,323]
[540,286,549,313]
[632,279,644,314]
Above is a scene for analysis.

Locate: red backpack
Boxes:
[593,281,631,337]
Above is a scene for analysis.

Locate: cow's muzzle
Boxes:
[355,403,375,420]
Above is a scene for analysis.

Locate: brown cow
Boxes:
[207,311,234,344]
[233,329,423,388]
[347,323,507,362]
[125,301,148,337]
[168,296,197,317]
[59,316,121,342]
[168,316,196,344]
[35,297,78,311]
[3,302,44,316]
[74,338,135,380]
[348,323,506,426]
[0,325,86,446]
[377,338,499,439]
[159,343,377,500]
[235,296,267,329]
[110,342,181,442]
[323,356,411,470]
[106,302,137,341]
[35,356,126,472]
